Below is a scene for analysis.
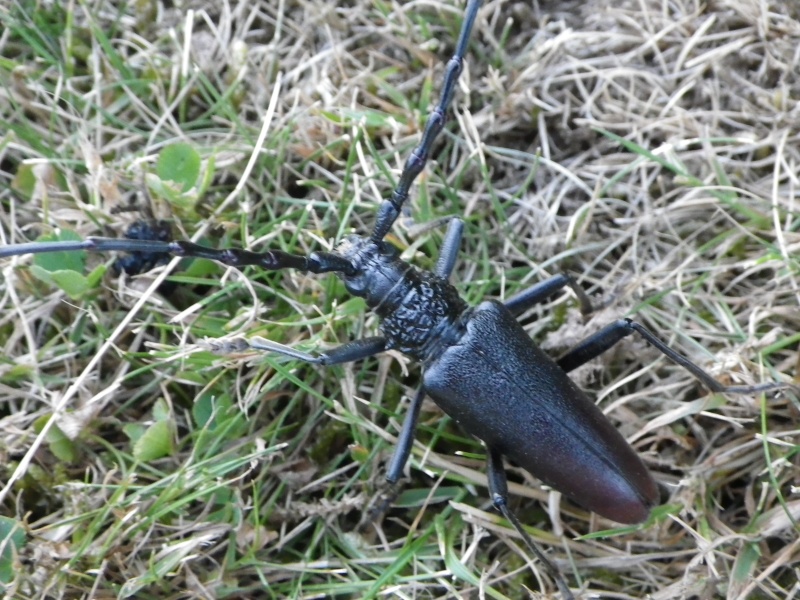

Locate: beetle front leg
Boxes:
[227,335,387,365]
[486,448,576,600]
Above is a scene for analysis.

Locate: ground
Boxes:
[0,0,798,598]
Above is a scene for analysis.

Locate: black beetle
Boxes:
[0,1,792,597]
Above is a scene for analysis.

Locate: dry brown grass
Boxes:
[0,0,798,598]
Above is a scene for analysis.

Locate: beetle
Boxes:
[0,1,794,597]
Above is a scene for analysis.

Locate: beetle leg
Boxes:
[356,386,425,533]
[556,318,791,394]
[243,335,387,366]
[434,219,465,280]
[385,386,427,483]
[504,273,593,317]
[486,448,576,600]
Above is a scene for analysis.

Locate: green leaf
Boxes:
[122,423,146,444]
[85,264,108,288]
[33,414,77,462]
[48,269,92,297]
[145,172,196,212]
[340,108,399,129]
[157,142,200,193]
[11,163,36,199]
[729,542,760,599]
[32,415,77,463]
[29,266,91,299]
[0,516,26,585]
[579,503,680,540]
[192,393,215,428]
[24,232,103,298]
[133,420,175,462]
[152,398,171,422]
[127,399,176,461]
[349,444,370,464]
[394,486,461,508]
[32,231,85,273]
[192,392,236,433]
[45,423,77,463]
[438,516,482,587]
[10,163,68,199]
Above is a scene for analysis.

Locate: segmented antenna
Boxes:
[370,0,481,243]
[0,237,354,274]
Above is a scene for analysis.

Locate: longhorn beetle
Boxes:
[0,1,794,597]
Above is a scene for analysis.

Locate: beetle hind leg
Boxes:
[556,318,792,395]
[487,448,576,600]
[356,386,427,533]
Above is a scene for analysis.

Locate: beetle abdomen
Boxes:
[423,300,659,524]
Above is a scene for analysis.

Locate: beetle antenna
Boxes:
[370,0,482,243]
[0,237,356,275]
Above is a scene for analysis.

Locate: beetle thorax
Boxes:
[335,234,468,360]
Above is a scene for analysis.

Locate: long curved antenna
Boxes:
[0,237,355,275]
[370,0,482,243]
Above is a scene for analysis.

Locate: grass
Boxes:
[1,0,798,598]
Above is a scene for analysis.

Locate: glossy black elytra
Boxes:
[0,1,792,598]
